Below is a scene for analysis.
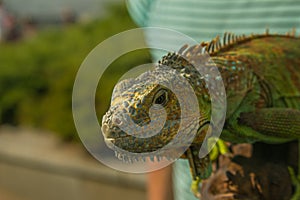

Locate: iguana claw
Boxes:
[209,139,229,161]
[191,176,201,198]
[288,166,300,200]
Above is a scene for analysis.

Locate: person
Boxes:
[126,0,300,199]
[0,0,20,41]
[0,0,6,41]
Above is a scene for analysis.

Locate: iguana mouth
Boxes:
[112,150,179,163]
[104,136,191,163]
[104,138,115,142]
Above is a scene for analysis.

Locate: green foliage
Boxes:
[0,4,151,140]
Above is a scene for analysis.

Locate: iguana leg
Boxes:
[186,144,212,198]
[238,108,300,142]
[221,108,300,144]
[237,108,300,199]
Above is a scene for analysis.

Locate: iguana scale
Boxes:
[101,30,300,199]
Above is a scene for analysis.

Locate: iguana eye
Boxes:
[154,89,168,106]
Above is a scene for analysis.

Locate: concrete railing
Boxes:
[0,126,146,200]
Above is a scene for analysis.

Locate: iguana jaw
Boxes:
[102,125,211,163]
[102,118,188,152]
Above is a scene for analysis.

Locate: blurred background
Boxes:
[0,0,151,199]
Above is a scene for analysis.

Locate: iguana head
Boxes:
[102,81,180,152]
[101,52,212,157]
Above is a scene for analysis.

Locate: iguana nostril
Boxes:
[113,117,122,125]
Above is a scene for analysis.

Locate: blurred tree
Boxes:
[0,3,151,140]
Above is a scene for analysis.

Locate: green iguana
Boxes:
[101,30,300,199]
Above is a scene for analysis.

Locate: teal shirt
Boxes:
[126,0,300,199]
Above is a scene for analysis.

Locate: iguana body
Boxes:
[101,31,300,198]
